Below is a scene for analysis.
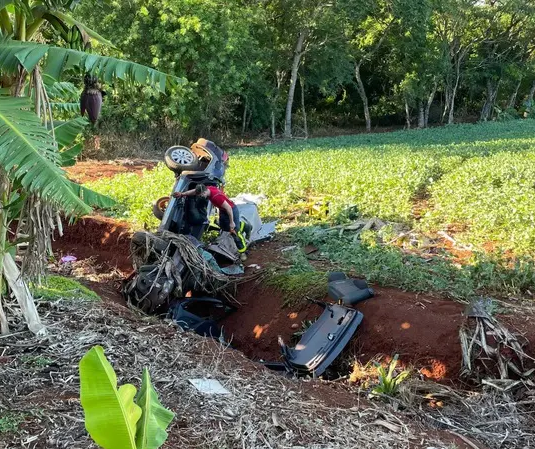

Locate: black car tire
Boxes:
[164,146,199,173]
[153,196,170,220]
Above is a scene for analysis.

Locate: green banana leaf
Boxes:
[0,96,91,215]
[79,346,141,449]
[54,117,88,149]
[135,368,175,449]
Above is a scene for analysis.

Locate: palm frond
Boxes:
[0,38,184,92]
[50,101,80,113]
[67,181,115,209]
[0,96,90,215]
[60,141,82,166]
[53,116,87,148]
[44,79,80,101]
[46,10,114,47]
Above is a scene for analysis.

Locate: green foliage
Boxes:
[266,250,327,307]
[79,346,174,449]
[31,275,100,301]
[0,412,26,434]
[371,354,410,398]
[0,96,91,215]
[87,164,174,228]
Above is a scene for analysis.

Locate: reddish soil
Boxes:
[53,215,133,272]
[222,279,466,382]
[50,216,535,386]
[65,159,157,184]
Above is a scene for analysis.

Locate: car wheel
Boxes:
[164,146,199,173]
[153,196,170,220]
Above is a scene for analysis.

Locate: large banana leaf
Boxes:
[0,96,90,214]
[80,346,141,449]
[136,368,175,449]
[67,181,115,208]
[46,10,114,47]
[0,38,184,92]
[54,116,87,148]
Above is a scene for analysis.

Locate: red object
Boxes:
[207,186,235,209]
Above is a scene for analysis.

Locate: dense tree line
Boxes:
[75,0,535,138]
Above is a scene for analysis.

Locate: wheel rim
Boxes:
[157,198,169,212]
[170,148,194,165]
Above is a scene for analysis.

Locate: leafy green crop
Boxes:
[88,120,535,260]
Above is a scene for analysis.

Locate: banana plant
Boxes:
[0,0,112,46]
[80,346,175,449]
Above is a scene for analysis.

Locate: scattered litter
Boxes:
[373,419,401,433]
[60,255,77,263]
[247,264,262,270]
[281,245,297,253]
[188,378,231,395]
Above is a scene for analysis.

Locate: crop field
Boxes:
[90,120,535,260]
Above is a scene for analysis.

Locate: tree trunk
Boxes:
[448,71,461,125]
[300,74,308,139]
[284,31,306,139]
[424,83,437,128]
[507,78,522,110]
[0,168,10,335]
[442,88,450,124]
[527,81,535,106]
[270,70,284,139]
[355,63,371,132]
[241,97,248,135]
[418,101,425,129]
[480,79,500,121]
[405,97,411,129]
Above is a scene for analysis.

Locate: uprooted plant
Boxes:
[79,346,174,449]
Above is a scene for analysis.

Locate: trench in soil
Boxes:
[52,215,535,385]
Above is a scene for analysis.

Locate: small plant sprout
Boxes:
[371,354,410,398]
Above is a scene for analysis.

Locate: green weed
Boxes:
[292,226,535,301]
[0,412,26,434]
[266,249,328,307]
[370,355,410,398]
[31,276,100,301]
[21,355,54,369]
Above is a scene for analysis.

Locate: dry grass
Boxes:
[0,299,455,449]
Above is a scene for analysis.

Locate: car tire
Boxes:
[164,146,199,173]
[153,196,170,220]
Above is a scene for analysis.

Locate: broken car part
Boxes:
[278,302,364,377]
[327,272,374,306]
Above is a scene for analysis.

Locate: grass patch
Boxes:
[31,276,100,301]
[0,412,26,434]
[292,226,535,301]
[266,249,328,307]
[86,120,535,300]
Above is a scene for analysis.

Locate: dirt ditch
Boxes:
[51,216,535,386]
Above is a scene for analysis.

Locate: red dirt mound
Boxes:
[222,280,465,382]
[52,215,133,273]
[65,159,156,184]
[351,289,465,381]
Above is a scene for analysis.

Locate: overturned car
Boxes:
[123,138,274,314]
